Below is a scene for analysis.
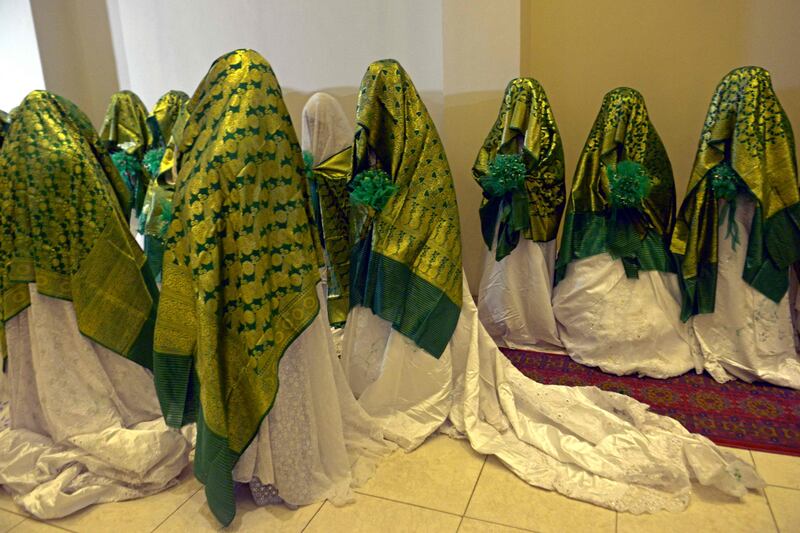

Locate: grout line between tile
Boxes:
[300,501,326,532]
[614,511,619,533]
[461,456,487,516]
[766,483,800,491]
[3,514,26,532]
[9,518,77,533]
[460,516,541,533]
[763,487,781,533]
[455,515,464,532]
[351,491,463,518]
[148,484,204,533]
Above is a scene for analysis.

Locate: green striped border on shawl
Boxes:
[153,304,319,527]
[676,201,800,320]
[555,212,677,284]
[349,230,460,358]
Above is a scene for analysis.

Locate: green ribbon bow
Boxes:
[605,160,653,278]
[710,162,744,250]
[479,153,532,260]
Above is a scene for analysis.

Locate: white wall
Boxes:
[442,0,521,289]
[0,0,45,111]
[106,0,445,124]
[106,0,521,292]
[30,0,120,126]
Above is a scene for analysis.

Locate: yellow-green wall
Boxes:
[521,0,800,200]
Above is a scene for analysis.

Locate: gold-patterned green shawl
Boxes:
[99,90,152,155]
[140,91,190,279]
[152,49,320,527]
[311,147,353,326]
[0,110,9,149]
[350,59,462,357]
[0,91,157,366]
[671,66,800,319]
[555,87,677,282]
[473,78,565,260]
[147,90,189,148]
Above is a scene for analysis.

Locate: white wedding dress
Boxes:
[300,93,354,358]
[478,237,564,353]
[691,195,800,389]
[0,286,191,519]
[342,272,763,513]
[233,283,393,506]
[552,251,700,379]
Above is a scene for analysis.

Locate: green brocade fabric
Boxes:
[100,90,152,213]
[0,91,157,366]
[555,87,677,283]
[146,90,189,148]
[671,66,800,319]
[0,110,9,148]
[140,91,190,279]
[349,59,462,358]
[473,78,565,260]
[99,90,152,155]
[312,146,353,327]
[153,50,321,526]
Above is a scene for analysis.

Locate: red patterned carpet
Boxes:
[503,348,800,456]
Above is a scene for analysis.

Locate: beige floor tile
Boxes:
[721,446,754,465]
[0,509,25,532]
[765,486,800,533]
[753,451,800,489]
[0,491,26,518]
[7,519,70,532]
[618,483,776,533]
[358,434,486,515]
[465,457,615,533]
[458,517,531,532]
[43,465,201,533]
[305,494,461,533]
[155,485,323,533]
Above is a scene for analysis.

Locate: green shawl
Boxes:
[473,78,565,260]
[671,66,800,319]
[147,90,189,148]
[100,90,152,214]
[0,110,8,149]
[310,147,353,327]
[99,90,152,155]
[349,59,462,358]
[555,87,677,283]
[0,91,157,366]
[153,49,321,526]
[140,91,190,279]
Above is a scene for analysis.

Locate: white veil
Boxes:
[301,93,354,164]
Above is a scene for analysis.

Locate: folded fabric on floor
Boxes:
[0,288,190,519]
[504,347,800,457]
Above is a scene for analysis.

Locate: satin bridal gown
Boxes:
[342,271,762,514]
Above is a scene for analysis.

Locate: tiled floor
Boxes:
[1,435,798,533]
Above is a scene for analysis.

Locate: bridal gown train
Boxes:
[342,272,762,513]
[0,286,191,519]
